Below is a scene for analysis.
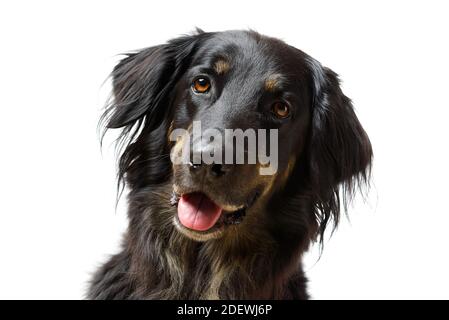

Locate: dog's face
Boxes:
[169,33,312,240]
[104,30,372,243]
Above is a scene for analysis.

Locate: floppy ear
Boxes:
[105,32,209,129]
[306,58,373,236]
[101,31,210,189]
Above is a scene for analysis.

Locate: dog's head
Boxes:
[102,30,372,243]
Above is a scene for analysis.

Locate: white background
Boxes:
[0,0,448,299]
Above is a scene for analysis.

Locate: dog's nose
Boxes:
[210,164,226,177]
[189,138,230,177]
[189,162,228,177]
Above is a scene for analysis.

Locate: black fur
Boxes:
[89,30,372,299]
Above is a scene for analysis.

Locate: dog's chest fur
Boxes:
[88,217,309,299]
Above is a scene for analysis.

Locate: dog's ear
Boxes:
[105,32,208,129]
[306,58,373,236]
[101,31,209,190]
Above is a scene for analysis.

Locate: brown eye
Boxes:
[192,77,211,93]
[271,102,290,119]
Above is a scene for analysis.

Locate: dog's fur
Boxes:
[88,30,372,299]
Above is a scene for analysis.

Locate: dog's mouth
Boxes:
[170,190,254,234]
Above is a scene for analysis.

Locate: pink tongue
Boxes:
[177,193,223,231]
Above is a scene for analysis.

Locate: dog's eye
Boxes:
[192,77,211,94]
[271,102,290,119]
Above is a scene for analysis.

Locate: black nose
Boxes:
[189,162,228,177]
[211,164,226,177]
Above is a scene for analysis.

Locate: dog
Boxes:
[88,29,372,299]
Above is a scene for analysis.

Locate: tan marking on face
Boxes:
[264,74,283,92]
[214,59,230,75]
[170,127,189,167]
[169,122,193,166]
[258,156,297,196]
[278,157,296,189]
[262,172,278,196]
[285,157,296,179]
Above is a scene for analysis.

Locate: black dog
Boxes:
[88,29,372,299]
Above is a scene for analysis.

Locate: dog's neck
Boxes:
[123,184,312,299]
